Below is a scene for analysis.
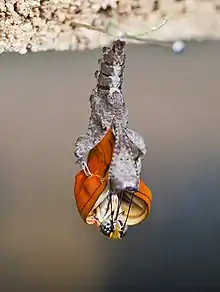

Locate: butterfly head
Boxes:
[99,219,128,240]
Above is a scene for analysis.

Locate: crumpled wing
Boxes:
[74,128,152,226]
[123,179,152,226]
[74,129,114,221]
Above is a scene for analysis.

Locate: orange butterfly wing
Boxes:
[74,129,152,223]
[74,130,114,221]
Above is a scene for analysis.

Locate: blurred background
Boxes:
[0,41,220,291]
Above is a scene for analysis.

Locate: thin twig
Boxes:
[72,16,172,47]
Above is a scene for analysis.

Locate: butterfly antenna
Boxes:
[109,191,114,230]
[122,190,134,231]
[113,191,123,221]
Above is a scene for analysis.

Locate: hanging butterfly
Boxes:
[73,40,152,239]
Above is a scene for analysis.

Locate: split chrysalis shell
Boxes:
[74,130,152,226]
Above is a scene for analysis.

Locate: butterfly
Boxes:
[73,39,152,239]
[74,129,152,239]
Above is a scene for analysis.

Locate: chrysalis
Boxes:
[73,40,152,239]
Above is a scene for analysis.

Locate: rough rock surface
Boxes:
[1,0,220,53]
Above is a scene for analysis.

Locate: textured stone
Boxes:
[1,0,220,53]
